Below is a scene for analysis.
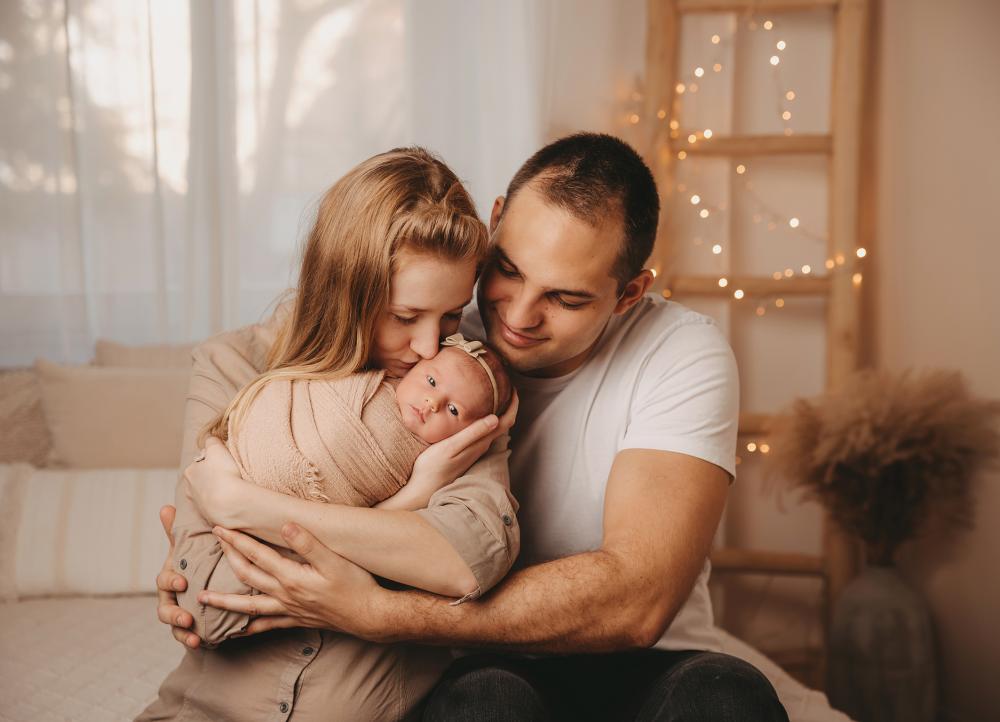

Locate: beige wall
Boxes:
[874,0,1000,720]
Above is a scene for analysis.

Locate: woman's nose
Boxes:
[411,325,439,360]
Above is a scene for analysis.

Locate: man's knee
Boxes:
[637,652,789,722]
[422,659,548,722]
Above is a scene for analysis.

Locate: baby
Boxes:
[176,333,512,645]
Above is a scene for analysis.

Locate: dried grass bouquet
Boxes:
[768,369,1000,564]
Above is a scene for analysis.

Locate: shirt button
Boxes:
[279,701,289,713]
[502,514,513,527]
[178,558,188,570]
[302,646,314,656]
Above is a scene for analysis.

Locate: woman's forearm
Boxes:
[222,482,478,598]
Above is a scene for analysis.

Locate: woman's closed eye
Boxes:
[392,313,417,325]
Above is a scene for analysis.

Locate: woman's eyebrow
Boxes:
[394,298,472,314]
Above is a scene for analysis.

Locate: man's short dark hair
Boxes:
[503,132,660,291]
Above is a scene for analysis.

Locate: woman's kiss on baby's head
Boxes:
[395,341,512,444]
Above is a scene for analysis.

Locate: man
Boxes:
[158,133,788,721]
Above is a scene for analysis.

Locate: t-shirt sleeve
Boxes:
[620,319,739,480]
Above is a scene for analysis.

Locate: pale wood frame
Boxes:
[644,0,874,682]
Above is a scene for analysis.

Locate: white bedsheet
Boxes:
[0,596,852,721]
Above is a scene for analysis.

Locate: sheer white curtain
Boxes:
[0,0,582,365]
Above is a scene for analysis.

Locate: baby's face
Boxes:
[394,348,492,444]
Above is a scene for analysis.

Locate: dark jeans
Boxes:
[420,649,790,722]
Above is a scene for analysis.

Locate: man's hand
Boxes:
[154,504,201,648]
[199,523,391,641]
[409,390,519,493]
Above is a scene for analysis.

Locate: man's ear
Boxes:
[489,196,505,234]
[613,270,655,315]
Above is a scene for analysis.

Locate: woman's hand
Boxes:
[198,524,391,641]
[408,389,519,496]
[183,436,246,527]
[154,504,202,648]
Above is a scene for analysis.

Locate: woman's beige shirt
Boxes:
[138,315,519,722]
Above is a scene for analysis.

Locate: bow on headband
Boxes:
[441,333,498,414]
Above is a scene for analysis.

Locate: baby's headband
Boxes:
[441,333,498,415]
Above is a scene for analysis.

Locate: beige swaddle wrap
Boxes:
[227,369,428,507]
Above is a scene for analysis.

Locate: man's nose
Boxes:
[504,287,542,330]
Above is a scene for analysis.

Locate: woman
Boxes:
[143,148,519,721]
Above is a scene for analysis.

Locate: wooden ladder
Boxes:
[642,0,873,681]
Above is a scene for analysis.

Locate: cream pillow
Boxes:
[94,339,195,369]
[0,465,177,599]
[35,359,189,468]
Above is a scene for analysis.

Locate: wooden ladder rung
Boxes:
[738,412,773,435]
[670,134,832,157]
[711,548,826,577]
[666,275,831,297]
[677,0,838,13]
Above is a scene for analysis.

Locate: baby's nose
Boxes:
[423,397,439,413]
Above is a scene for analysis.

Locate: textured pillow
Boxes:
[94,339,195,369]
[0,370,52,466]
[0,465,178,599]
[35,359,189,468]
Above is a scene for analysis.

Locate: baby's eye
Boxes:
[447,403,459,416]
[426,375,436,387]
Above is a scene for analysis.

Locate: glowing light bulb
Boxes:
[699,209,710,219]
[783,268,794,278]
[675,83,686,94]
[711,34,721,44]
[747,442,757,452]
[657,109,667,120]
[712,244,723,255]
[784,128,794,136]
[629,113,640,124]
[677,151,687,160]
[776,298,785,308]
[853,273,863,286]
[670,119,679,130]
[713,63,722,73]
[789,217,800,228]
[736,164,747,174]
[689,83,699,93]
[782,110,792,120]
[704,129,713,139]
[690,195,701,205]
[786,90,796,100]
[718,277,729,288]
[760,443,770,454]
[802,264,811,274]
[688,134,698,143]
[772,271,783,280]
[662,288,672,299]
[734,289,744,300]
[856,247,867,258]
[836,253,846,265]
[776,40,787,50]
[694,66,705,78]
[756,306,766,317]
[825,259,835,269]
[770,55,780,66]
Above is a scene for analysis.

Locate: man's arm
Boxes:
[206,448,728,653]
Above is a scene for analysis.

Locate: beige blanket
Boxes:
[227,370,428,508]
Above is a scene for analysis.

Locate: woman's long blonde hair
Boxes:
[201,147,488,445]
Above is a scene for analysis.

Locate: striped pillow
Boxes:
[0,465,178,600]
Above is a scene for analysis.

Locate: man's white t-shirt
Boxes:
[463,293,739,652]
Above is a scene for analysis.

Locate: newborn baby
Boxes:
[177,333,512,645]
